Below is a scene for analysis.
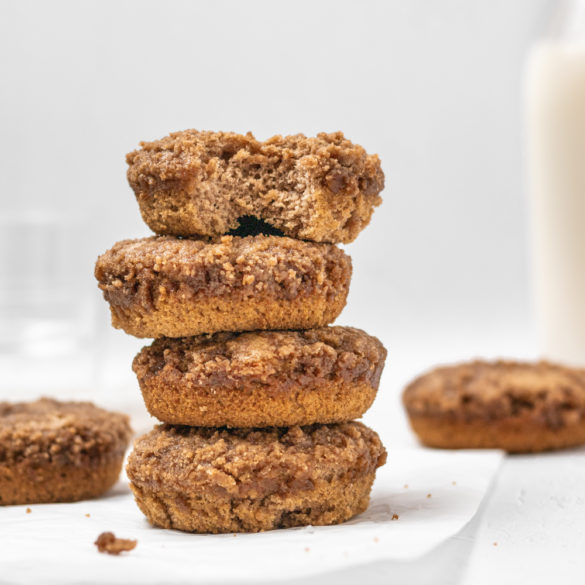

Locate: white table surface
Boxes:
[286,331,585,585]
[2,329,584,585]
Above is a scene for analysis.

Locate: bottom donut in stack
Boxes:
[126,326,387,533]
[127,423,386,533]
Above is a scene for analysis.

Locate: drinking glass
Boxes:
[0,213,98,399]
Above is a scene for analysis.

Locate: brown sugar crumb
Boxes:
[95,235,352,339]
[85,513,91,518]
[26,508,31,514]
[0,399,131,468]
[404,359,585,418]
[426,493,432,499]
[128,423,386,500]
[391,513,399,520]
[135,326,385,393]
[95,236,351,308]
[94,532,137,555]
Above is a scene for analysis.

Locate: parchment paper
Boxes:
[0,448,502,585]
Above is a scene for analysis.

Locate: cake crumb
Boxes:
[25,508,31,514]
[403,484,409,489]
[391,513,399,520]
[452,481,457,486]
[85,513,91,518]
[304,547,310,552]
[94,532,137,555]
[426,493,432,498]
[493,542,498,547]
[373,537,379,542]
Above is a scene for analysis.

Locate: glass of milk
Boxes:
[527,0,585,365]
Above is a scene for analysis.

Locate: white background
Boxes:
[0,0,554,353]
[4,2,583,585]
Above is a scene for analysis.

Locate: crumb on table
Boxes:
[25,508,31,514]
[94,532,137,555]
[391,513,399,520]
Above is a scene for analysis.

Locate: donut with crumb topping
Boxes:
[126,130,384,244]
[95,235,351,339]
[403,359,585,453]
[133,326,386,427]
[0,398,132,505]
[126,422,387,533]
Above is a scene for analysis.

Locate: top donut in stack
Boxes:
[95,130,384,339]
[126,130,384,244]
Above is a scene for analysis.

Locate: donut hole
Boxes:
[228,215,285,237]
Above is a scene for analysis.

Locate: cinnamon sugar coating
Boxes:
[126,130,384,244]
[0,398,132,505]
[403,360,585,452]
[126,422,386,533]
[95,235,351,338]
[133,326,387,427]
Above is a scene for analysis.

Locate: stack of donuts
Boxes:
[95,130,388,533]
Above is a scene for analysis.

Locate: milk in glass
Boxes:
[528,42,585,364]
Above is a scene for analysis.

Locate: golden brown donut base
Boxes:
[141,380,377,427]
[407,414,585,453]
[0,459,124,506]
[110,294,347,338]
[126,130,384,244]
[130,472,375,533]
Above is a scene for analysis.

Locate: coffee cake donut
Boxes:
[133,326,387,427]
[126,130,384,243]
[403,359,585,453]
[126,422,386,533]
[0,398,132,505]
[95,235,351,338]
